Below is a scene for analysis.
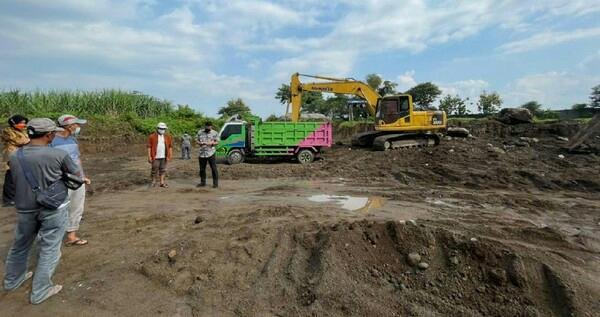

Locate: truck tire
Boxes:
[227,149,245,165]
[296,149,314,164]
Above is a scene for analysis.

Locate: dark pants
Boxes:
[199,155,218,186]
[151,158,167,177]
[2,169,15,204]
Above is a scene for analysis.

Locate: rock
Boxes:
[488,146,506,154]
[445,136,453,141]
[449,256,459,265]
[194,216,205,224]
[407,252,421,266]
[556,136,569,142]
[417,262,429,270]
[407,219,417,226]
[447,127,470,137]
[370,268,382,278]
[497,108,533,124]
[558,154,565,159]
[488,268,508,285]
[470,237,478,242]
[448,149,454,153]
[476,285,486,293]
[167,249,177,262]
[519,137,539,143]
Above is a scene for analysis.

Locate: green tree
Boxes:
[520,101,542,116]
[378,80,398,96]
[438,94,466,116]
[365,74,383,91]
[265,114,279,121]
[590,84,600,108]
[405,82,442,108]
[477,91,502,114]
[218,98,252,117]
[571,103,589,110]
[322,94,350,120]
[300,91,325,114]
[275,84,291,106]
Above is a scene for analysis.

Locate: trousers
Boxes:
[199,155,218,186]
[4,204,68,304]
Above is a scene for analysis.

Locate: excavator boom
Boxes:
[291,73,379,122]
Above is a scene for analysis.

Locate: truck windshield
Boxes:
[220,124,242,140]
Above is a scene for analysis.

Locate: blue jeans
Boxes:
[3,204,68,304]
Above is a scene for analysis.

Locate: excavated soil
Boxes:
[0,120,599,316]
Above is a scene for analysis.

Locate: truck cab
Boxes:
[216,120,248,164]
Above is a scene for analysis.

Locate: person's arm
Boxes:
[147,135,153,163]
[62,155,82,177]
[167,136,173,160]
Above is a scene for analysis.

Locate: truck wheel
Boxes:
[296,149,314,164]
[227,149,245,165]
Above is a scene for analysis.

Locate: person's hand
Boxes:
[148,158,153,164]
[84,177,92,185]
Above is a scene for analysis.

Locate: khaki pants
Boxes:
[67,185,85,232]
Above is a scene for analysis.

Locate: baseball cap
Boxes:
[157,122,168,129]
[57,114,87,127]
[27,118,65,135]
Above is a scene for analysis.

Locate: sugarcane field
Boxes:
[0,1,599,317]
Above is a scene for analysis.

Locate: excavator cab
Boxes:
[376,95,411,125]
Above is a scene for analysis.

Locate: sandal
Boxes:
[160,183,169,188]
[65,239,88,246]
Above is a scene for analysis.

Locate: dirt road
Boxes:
[1,121,599,316]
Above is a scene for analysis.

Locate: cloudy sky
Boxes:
[1,0,599,116]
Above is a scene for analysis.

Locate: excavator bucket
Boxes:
[566,113,600,153]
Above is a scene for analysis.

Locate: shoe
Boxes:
[31,284,62,305]
[196,183,206,187]
[212,184,218,188]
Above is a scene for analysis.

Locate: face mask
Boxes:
[14,123,27,131]
[157,129,165,135]
[72,126,81,136]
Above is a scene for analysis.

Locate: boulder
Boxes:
[497,108,533,124]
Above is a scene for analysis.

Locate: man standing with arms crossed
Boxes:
[196,122,219,188]
[3,118,81,304]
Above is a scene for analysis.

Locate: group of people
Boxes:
[146,121,220,188]
[1,115,222,304]
[2,114,89,304]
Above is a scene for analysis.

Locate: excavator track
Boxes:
[351,131,387,147]
[372,133,440,151]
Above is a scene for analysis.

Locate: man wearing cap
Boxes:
[4,118,81,304]
[147,122,173,188]
[51,114,91,246]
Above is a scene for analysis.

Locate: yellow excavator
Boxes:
[290,73,447,150]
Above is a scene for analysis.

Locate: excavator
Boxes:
[290,73,448,150]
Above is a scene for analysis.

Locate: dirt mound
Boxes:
[136,219,587,316]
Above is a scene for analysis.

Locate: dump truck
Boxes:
[216,116,332,164]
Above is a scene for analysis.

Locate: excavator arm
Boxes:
[290,73,380,122]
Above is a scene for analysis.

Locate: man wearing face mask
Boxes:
[2,115,30,206]
[51,115,91,246]
[196,121,219,188]
[147,122,173,188]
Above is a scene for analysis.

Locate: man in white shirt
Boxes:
[147,122,173,188]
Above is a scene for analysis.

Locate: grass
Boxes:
[0,89,225,136]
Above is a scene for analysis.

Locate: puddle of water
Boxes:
[308,194,385,212]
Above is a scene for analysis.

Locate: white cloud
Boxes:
[502,71,599,108]
[396,71,417,92]
[499,27,600,54]
[438,79,490,112]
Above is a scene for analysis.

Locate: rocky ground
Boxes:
[0,120,599,316]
